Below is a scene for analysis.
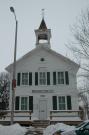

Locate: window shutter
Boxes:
[52,96,57,110]
[1,102,6,110]
[47,72,50,85]
[29,96,33,112]
[15,96,19,110]
[35,72,38,85]
[17,73,21,86]
[29,72,32,85]
[65,71,69,85]
[53,72,56,85]
[67,96,72,110]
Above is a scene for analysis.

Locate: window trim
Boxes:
[57,72,65,85]
[21,97,28,110]
[39,71,47,85]
[20,72,29,86]
[55,71,65,85]
[19,96,29,111]
[57,96,66,110]
[21,72,29,86]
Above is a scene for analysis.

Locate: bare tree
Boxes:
[68,9,89,71]
[67,8,89,120]
[0,72,10,110]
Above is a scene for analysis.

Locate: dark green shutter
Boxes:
[65,71,69,85]
[29,72,32,85]
[17,73,21,86]
[15,96,19,110]
[53,72,56,85]
[29,96,33,112]
[35,72,38,85]
[67,96,72,110]
[47,72,50,85]
[52,96,57,110]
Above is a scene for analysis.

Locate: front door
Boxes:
[39,99,47,120]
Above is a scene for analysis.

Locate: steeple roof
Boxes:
[39,18,47,30]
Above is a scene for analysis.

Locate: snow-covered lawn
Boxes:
[0,123,27,135]
[0,122,75,135]
[43,123,75,135]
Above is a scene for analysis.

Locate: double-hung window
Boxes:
[39,72,46,85]
[58,72,64,84]
[53,96,71,110]
[22,73,28,85]
[58,96,66,110]
[21,97,28,110]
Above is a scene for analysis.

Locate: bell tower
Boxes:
[35,10,51,48]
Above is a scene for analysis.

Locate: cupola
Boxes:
[35,10,51,48]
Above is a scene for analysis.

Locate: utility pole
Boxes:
[10,7,18,124]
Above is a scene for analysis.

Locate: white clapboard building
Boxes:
[6,17,80,121]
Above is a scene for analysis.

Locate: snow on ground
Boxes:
[0,122,76,135]
[0,123,27,135]
[43,123,75,135]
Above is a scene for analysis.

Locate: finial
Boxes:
[42,9,45,19]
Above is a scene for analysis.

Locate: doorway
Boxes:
[39,99,47,120]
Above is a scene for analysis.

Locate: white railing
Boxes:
[0,110,32,120]
[50,110,82,120]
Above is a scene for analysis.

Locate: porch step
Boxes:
[32,120,50,128]
[25,127,44,135]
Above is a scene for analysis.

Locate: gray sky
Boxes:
[0,0,89,72]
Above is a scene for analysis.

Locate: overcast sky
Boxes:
[0,0,89,72]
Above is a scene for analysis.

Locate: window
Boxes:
[58,72,64,84]
[58,96,66,110]
[17,72,32,86]
[52,96,72,110]
[53,71,69,85]
[22,73,28,85]
[21,97,28,110]
[35,71,50,85]
[39,72,46,85]
[15,96,33,111]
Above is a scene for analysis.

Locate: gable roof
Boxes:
[6,45,79,72]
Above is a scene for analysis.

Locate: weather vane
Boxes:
[42,9,45,19]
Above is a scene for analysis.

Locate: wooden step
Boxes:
[25,127,44,135]
[32,120,50,128]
